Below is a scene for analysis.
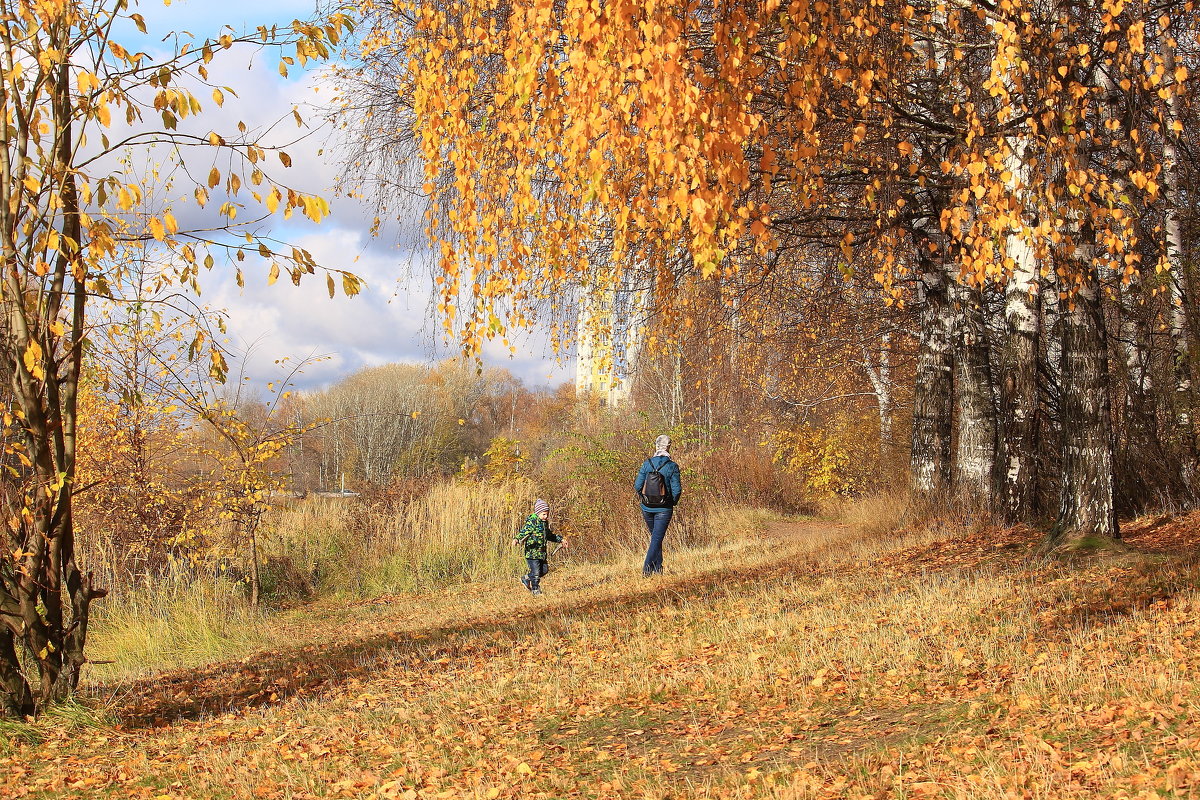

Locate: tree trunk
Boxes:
[911,258,954,495]
[861,332,894,462]
[248,516,262,608]
[999,266,1041,524]
[952,281,997,506]
[48,54,96,700]
[1052,264,1119,544]
[996,123,1042,524]
[1042,269,1063,386]
[0,628,34,717]
[1111,274,1176,513]
[670,348,683,426]
[1162,34,1197,482]
[878,332,894,457]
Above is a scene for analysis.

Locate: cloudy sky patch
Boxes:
[116,0,575,392]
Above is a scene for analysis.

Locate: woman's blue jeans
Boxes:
[642,509,673,575]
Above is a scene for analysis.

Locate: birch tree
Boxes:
[0,0,353,716]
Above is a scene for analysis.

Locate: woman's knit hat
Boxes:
[534,498,550,515]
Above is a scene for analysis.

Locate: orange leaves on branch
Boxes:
[345,0,1190,339]
[348,0,779,351]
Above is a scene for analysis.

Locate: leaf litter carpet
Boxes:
[5,515,1200,798]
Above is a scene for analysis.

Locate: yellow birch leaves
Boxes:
[22,342,44,382]
[347,0,1197,340]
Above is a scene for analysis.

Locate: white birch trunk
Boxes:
[951,280,997,505]
[670,348,683,427]
[910,256,954,494]
[1162,36,1195,457]
[862,332,894,459]
[998,130,1042,523]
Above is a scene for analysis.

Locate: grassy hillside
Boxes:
[4,509,1200,798]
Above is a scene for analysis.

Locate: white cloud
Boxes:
[112,0,576,393]
[208,226,575,391]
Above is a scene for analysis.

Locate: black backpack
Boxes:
[640,457,673,508]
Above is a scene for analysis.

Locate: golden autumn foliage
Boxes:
[343,0,1195,347]
[74,372,208,576]
[766,416,880,499]
[479,436,527,481]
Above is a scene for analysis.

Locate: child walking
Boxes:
[513,498,566,596]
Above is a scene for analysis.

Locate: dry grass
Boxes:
[32,500,1200,799]
[85,576,284,684]
[288,518,1200,800]
[269,480,539,596]
[835,490,913,538]
[82,481,758,684]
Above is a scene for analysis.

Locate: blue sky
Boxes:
[121,0,574,391]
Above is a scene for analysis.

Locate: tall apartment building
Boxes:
[574,281,646,408]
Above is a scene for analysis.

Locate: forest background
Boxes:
[1,0,1199,752]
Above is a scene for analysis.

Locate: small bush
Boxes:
[256,556,315,607]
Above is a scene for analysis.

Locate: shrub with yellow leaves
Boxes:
[766,414,881,501]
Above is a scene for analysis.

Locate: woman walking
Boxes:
[633,434,682,576]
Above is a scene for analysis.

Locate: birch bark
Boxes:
[861,332,894,461]
[1052,232,1119,543]
[911,253,954,495]
[1162,33,1196,474]
[952,281,998,505]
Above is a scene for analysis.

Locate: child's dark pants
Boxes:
[525,558,549,590]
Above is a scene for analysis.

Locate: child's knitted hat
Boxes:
[534,498,550,515]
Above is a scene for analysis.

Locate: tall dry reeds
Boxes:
[84,574,279,683]
[270,480,539,595]
[269,478,744,595]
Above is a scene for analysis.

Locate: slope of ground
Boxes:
[4,513,1200,799]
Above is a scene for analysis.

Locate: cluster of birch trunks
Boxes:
[896,12,1197,544]
[907,234,1195,544]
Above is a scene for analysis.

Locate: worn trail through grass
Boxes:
[6,513,1200,799]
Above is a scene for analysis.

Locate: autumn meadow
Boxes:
[4,0,1200,798]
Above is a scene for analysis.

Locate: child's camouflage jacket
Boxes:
[516,513,561,560]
